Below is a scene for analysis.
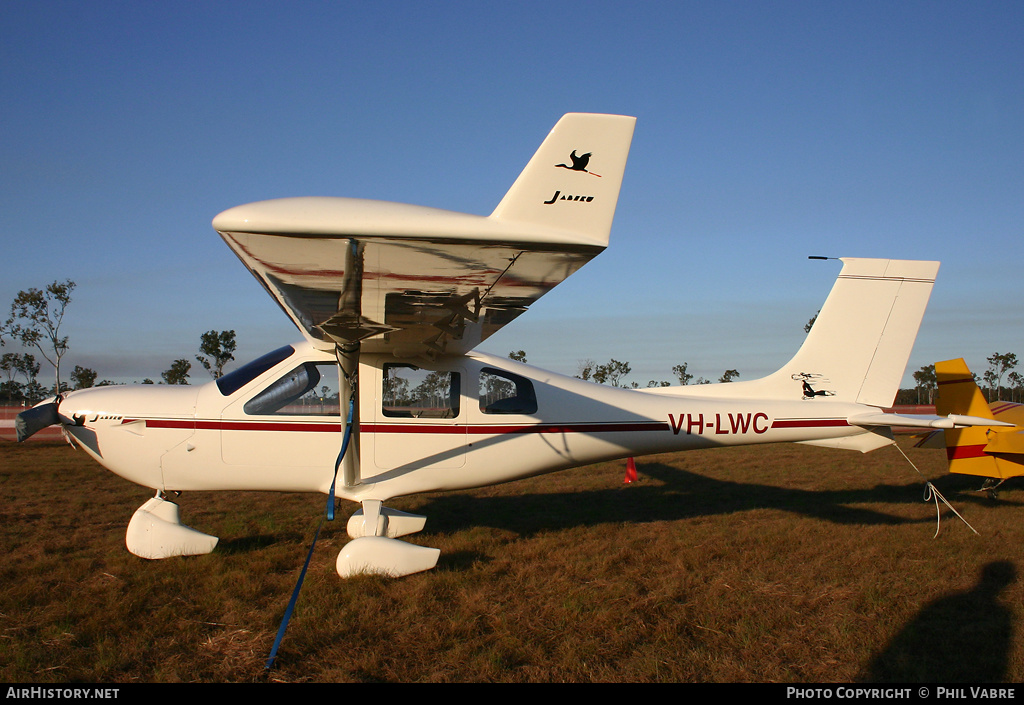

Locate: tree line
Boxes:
[906,353,1022,405]
[1,278,238,404]
[573,357,740,389]
[4,280,1019,408]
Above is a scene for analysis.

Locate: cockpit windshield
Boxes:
[216,345,295,396]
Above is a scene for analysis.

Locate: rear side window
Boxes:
[383,364,460,418]
[479,367,537,415]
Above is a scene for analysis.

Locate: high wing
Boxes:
[213,113,636,356]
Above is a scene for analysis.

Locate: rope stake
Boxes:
[892,440,978,537]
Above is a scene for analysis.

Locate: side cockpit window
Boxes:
[217,345,295,396]
[479,367,537,415]
[383,364,460,418]
[243,362,340,416]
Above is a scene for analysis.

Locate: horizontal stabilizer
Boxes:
[849,412,1014,429]
[984,431,1024,456]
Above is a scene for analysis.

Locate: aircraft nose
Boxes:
[53,385,199,491]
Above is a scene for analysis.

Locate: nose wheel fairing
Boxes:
[125,494,219,559]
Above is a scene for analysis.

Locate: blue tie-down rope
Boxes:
[266,397,355,670]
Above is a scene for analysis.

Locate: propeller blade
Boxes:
[15,402,60,442]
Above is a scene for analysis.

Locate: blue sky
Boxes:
[2,1,1022,389]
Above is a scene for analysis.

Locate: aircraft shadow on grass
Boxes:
[858,560,1017,683]
[414,459,1019,540]
[204,454,1019,559]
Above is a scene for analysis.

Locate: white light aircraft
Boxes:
[17,113,1002,578]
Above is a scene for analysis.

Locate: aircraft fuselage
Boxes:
[56,342,874,503]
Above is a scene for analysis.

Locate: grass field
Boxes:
[1,437,1021,683]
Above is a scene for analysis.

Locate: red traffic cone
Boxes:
[624,457,637,483]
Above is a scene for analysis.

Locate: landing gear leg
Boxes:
[980,478,1005,501]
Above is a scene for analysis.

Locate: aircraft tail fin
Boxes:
[490,113,636,245]
[777,258,939,407]
[694,258,939,406]
[935,358,993,419]
[934,358,1019,479]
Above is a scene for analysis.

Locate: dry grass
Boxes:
[1,437,1021,683]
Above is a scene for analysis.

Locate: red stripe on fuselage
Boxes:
[128,417,850,434]
[947,444,989,460]
[128,418,670,434]
[368,422,670,434]
[770,418,849,429]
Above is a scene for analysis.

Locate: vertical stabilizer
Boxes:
[707,258,939,405]
[935,358,994,419]
[784,258,938,406]
[490,113,636,245]
[934,358,1008,478]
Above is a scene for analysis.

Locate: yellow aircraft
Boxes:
[917,358,1024,495]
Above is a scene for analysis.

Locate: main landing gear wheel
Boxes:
[336,500,439,578]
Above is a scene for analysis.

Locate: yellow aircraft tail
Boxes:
[935,358,1023,479]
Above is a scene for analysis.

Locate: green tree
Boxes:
[0,352,33,402]
[592,359,631,387]
[71,365,97,390]
[575,359,596,381]
[1008,371,1024,403]
[3,280,75,394]
[162,359,192,385]
[671,363,693,386]
[913,364,937,404]
[805,310,819,334]
[719,369,740,383]
[985,353,1018,401]
[196,330,237,379]
[22,380,46,404]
